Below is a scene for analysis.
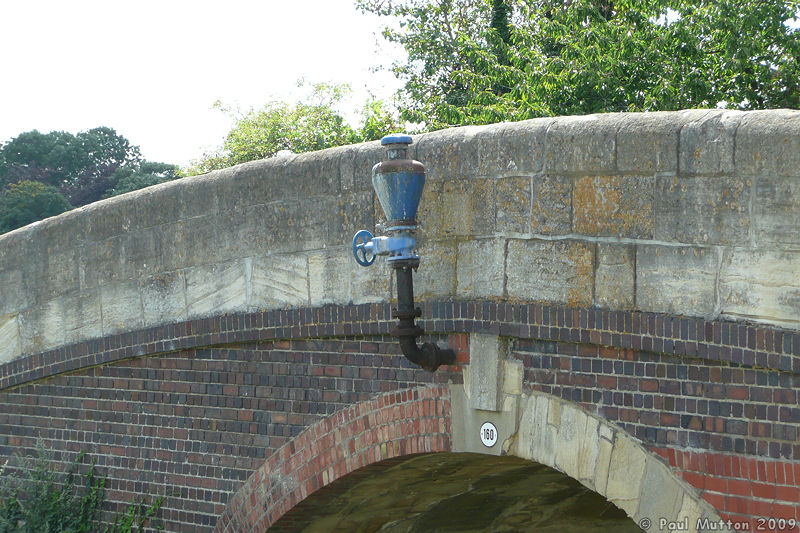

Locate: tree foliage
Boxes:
[0,181,73,234]
[103,161,178,198]
[0,128,142,205]
[0,128,179,233]
[358,0,800,129]
[184,82,400,175]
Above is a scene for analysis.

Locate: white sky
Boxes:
[0,0,403,166]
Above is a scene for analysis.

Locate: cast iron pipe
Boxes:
[391,263,456,372]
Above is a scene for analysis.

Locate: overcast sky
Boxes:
[0,0,403,165]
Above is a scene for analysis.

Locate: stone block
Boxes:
[636,245,719,318]
[0,232,24,290]
[0,314,21,364]
[419,119,552,179]
[175,173,221,220]
[655,176,750,245]
[21,215,87,304]
[17,307,45,356]
[735,109,800,178]
[244,198,329,256]
[250,254,308,310]
[606,434,646,516]
[531,175,572,235]
[676,493,706,533]
[594,244,635,309]
[416,124,512,182]
[100,281,144,334]
[573,175,654,238]
[91,235,126,285]
[337,145,358,191]
[468,334,507,411]
[499,118,552,176]
[470,123,520,178]
[593,423,616,495]
[753,177,800,248]
[349,252,391,305]
[418,178,494,240]
[351,140,384,191]
[616,110,708,174]
[511,395,534,460]
[59,290,103,346]
[679,111,743,176]
[637,457,685,526]
[44,247,83,301]
[185,261,248,318]
[506,239,594,306]
[544,113,620,174]
[140,271,188,324]
[123,227,178,279]
[0,269,25,316]
[576,415,601,487]
[719,249,800,328]
[309,249,349,306]
[554,404,588,480]
[495,177,531,234]
[275,148,341,199]
[326,191,375,247]
[213,161,269,214]
[448,384,518,456]
[119,180,184,232]
[502,359,523,396]
[527,394,559,468]
[414,127,474,182]
[456,239,505,299]
[84,192,140,241]
[414,240,457,300]
[308,247,390,306]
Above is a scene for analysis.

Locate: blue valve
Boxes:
[352,230,376,267]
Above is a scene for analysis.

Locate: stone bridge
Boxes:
[0,109,798,532]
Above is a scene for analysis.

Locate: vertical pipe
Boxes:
[392,263,456,372]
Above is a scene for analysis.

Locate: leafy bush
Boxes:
[0,181,72,234]
[0,442,163,533]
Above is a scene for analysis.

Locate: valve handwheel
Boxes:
[352,230,376,266]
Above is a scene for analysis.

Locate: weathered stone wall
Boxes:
[1,109,798,365]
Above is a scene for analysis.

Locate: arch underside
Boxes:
[269,452,643,533]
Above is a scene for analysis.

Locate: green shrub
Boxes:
[0,442,163,533]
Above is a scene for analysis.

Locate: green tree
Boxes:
[358,99,402,143]
[103,161,179,198]
[0,127,142,206]
[358,0,800,129]
[0,181,72,233]
[185,82,400,175]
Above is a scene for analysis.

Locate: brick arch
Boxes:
[214,385,452,533]
[506,390,723,529]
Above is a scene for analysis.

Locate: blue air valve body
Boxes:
[352,134,424,267]
[350,133,456,372]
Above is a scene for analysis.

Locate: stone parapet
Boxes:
[1,110,799,363]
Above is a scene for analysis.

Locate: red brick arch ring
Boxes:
[214,385,721,532]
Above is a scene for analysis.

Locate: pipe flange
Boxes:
[391,325,425,338]
[391,307,422,320]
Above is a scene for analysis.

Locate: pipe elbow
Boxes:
[399,337,456,372]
